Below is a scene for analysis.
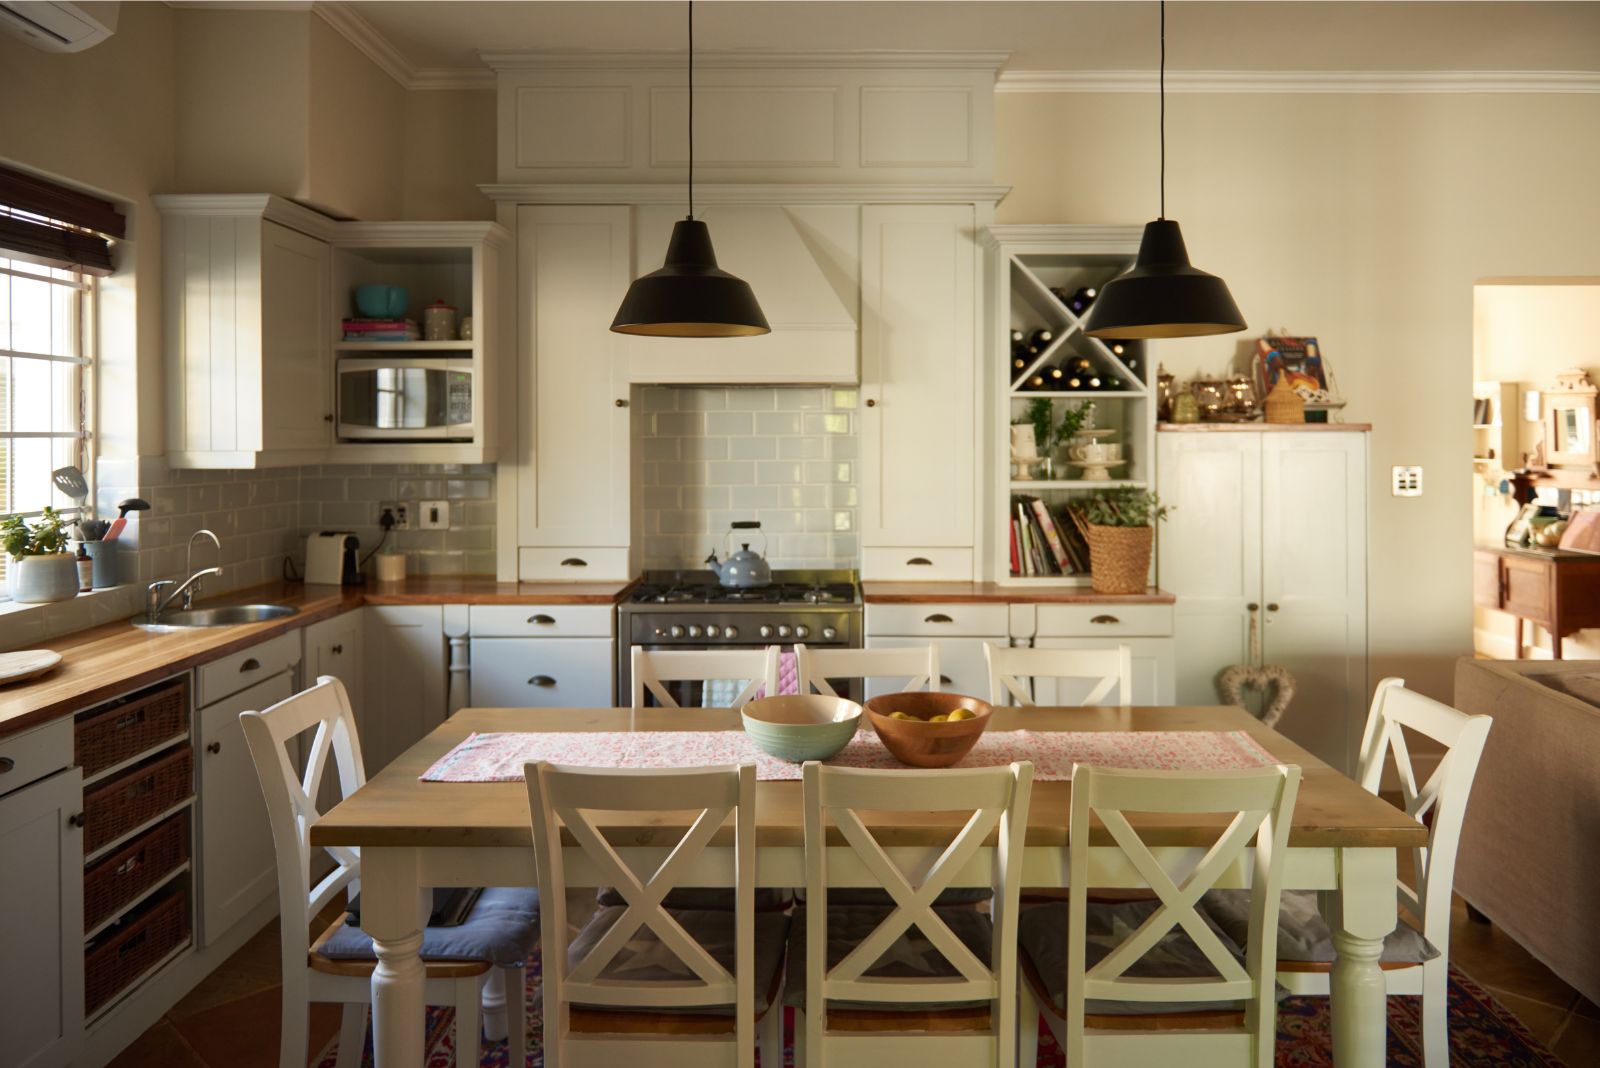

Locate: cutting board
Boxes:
[0,649,63,686]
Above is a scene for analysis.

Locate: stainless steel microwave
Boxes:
[336,357,474,441]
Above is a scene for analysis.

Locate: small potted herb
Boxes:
[1068,487,1171,595]
[2,508,79,603]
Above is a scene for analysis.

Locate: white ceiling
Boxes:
[340,1,1600,75]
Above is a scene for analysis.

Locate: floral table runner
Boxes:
[420,729,1279,783]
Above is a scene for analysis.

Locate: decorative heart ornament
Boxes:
[1216,665,1297,729]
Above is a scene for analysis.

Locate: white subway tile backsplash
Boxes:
[755,412,803,436]
[706,411,753,436]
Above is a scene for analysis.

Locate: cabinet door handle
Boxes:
[0,757,13,775]
[239,658,261,673]
[1090,614,1120,625]
[528,675,557,687]
[206,741,222,755]
[906,557,933,566]
[615,398,629,408]
[939,675,954,686]
[1247,603,1260,612]
[866,398,877,407]
[924,613,953,624]
[528,614,556,625]
[67,811,86,829]
[1266,603,1280,613]
[331,644,343,655]
[560,558,588,568]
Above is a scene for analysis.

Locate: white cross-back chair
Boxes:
[794,642,939,697]
[1203,678,1492,1068]
[630,646,780,708]
[1019,764,1301,1068]
[524,761,782,1068]
[982,642,1132,707]
[795,761,1034,1068]
[239,677,528,1068]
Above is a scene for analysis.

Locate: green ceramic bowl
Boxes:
[741,695,862,762]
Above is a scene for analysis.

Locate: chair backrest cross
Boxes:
[984,642,1132,707]
[794,643,939,698]
[630,646,780,708]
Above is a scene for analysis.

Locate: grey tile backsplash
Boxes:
[634,386,859,571]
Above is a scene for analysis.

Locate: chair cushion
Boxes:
[1201,889,1440,965]
[595,887,792,911]
[782,904,995,1011]
[1018,900,1265,1017]
[318,886,539,969]
[568,906,791,1015]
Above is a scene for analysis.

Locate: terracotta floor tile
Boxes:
[171,920,283,1020]
[170,985,342,1068]
[1552,1010,1600,1062]
[105,1019,209,1068]
[1449,911,1580,1011]
[1483,989,1573,1045]
[1572,994,1600,1021]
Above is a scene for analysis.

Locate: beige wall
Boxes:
[997,92,1600,701]
[308,16,406,219]
[400,90,497,221]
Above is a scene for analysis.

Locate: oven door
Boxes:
[620,642,863,708]
[337,357,474,441]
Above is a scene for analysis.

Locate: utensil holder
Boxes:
[83,539,117,589]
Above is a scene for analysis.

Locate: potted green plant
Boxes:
[2,508,79,603]
[1068,487,1171,595]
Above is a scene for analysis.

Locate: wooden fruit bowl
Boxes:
[863,692,993,768]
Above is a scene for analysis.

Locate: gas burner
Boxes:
[798,584,853,604]
[719,587,779,603]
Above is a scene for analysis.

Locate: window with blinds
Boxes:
[0,165,118,591]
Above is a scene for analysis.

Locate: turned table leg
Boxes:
[1324,847,1396,1067]
[363,848,428,1068]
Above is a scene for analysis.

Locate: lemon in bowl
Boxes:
[741,695,862,762]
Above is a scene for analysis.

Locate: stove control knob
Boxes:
[669,625,685,638]
[724,625,739,640]
[688,625,703,639]
[777,624,791,638]
[758,625,773,639]
[794,624,810,639]
[705,624,721,638]
[822,626,838,641]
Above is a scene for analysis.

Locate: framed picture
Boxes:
[1256,336,1328,393]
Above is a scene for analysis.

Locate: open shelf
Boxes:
[334,340,475,352]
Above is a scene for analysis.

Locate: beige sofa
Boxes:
[1454,658,1600,1005]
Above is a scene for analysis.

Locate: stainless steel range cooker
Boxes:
[617,568,863,706]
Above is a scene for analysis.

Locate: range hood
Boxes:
[623,204,858,385]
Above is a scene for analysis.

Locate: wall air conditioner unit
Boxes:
[0,1,117,53]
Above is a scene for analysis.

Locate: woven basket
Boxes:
[1264,378,1305,424]
[83,747,194,855]
[76,678,189,778]
[85,886,190,1015]
[1082,523,1154,595]
[84,814,188,932]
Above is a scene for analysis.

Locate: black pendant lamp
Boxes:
[610,2,769,338]
[1083,1,1245,340]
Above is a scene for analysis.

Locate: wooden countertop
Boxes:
[863,581,1174,605]
[1158,422,1371,432]
[0,575,635,738]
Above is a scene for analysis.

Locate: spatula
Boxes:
[103,498,149,541]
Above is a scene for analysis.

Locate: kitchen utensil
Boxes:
[0,649,63,686]
[78,519,111,541]
[705,521,772,588]
[355,284,408,319]
[863,692,992,768]
[741,695,861,762]
[52,466,88,525]
[103,498,150,541]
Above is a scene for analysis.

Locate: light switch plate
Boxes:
[1392,466,1423,497]
[420,500,450,529]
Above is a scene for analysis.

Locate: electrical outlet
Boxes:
[379,502,409,530]
[1392,465,1423,497]
[419,500,450,530]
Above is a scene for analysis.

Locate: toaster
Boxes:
[305,531,361,586]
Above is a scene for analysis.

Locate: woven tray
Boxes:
[84,814,188,932]
[84,885,190,1015]
[83,747,193,855]
[76,678,189,779]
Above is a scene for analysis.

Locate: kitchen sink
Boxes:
[133,604,299,631]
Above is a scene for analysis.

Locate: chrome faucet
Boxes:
[146,529,223,623]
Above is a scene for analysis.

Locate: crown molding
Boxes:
[996,68,1600,94]
[983,224,1144,250]
[150,194,339,240]
[409,69,496,91]
[480,50,1012,73]
[332,220,510,248]
[479,183,1013,206]
[313,1,492,91]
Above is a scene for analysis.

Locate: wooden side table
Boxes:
[1474,545,1600,658]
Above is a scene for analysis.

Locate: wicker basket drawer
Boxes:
[83,747,194,855]
[84,814,189,932]
[76,678,190,779]
[85,885,191,1015]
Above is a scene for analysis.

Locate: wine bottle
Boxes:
[1010,329,1026,344]
[1029,328,1054,350]
[1048,366,1065,384]
[1066,375,1084,390]
[1070,286,1098,314]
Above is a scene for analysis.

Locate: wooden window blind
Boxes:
[0,165,124,276]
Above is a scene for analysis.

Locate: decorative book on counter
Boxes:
[1010,495,1089,577]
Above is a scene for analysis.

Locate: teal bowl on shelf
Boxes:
[741,695,862,763]
[354,284,408,319]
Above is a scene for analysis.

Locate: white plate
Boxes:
[0,649,63,686]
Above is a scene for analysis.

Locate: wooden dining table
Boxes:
[311,704,1426,1067]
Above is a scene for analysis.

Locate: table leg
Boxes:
[1323,847,1396,1067]
[363,848,428,1068]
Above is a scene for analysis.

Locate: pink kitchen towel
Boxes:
[420,729,1280,784]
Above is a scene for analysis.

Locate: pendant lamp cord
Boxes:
[1158,0,1166,220]
[687,0,695,220]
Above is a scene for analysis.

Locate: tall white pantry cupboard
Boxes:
[1157,426,1370,774]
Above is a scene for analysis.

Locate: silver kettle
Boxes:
[705,521,772,588]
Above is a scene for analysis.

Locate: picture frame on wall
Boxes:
[1256,335,1345,420]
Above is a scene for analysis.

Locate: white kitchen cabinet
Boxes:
[469,637,615,708]
[0,762,83,1068]
[865,601,1005,700]
[155,194,334,469]
[304,611,365,731]
[196,671,293,946]
[1157,428,1369,772]
[859,204,978,572]
[514,204,632,577]
[363,605,447,772]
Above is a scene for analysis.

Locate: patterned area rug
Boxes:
[314,951,1566,1067]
